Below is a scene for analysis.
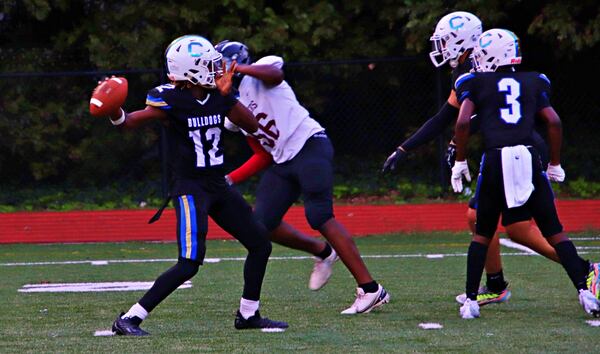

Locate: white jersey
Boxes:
[236,55,325,163]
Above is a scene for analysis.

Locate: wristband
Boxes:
[110,109,126,126]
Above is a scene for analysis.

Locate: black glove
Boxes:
[382,147,407,173]
[445,141,457,170]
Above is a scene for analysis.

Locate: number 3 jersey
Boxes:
[236,55,324,164]
[454,71,552,149]
[146,84,238,192]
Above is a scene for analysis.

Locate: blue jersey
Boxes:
[455,71,552,149]
[146,84,238,191]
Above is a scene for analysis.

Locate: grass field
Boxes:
[2,232,600,353]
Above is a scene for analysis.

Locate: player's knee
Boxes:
[306,210,333,230]
[249,239,272,260]
[175,258,200,280]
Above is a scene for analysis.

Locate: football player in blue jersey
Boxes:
[99,35,287,335]
[452,28,600,318]
[382,11,563,306]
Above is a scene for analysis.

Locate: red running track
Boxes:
[1,200,599,244]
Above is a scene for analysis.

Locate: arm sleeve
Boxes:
[400,102,459,151]
[228,136,273,184]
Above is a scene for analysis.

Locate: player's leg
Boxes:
[255,168,336,290]
[504,221,560,262]
[460,152,503,319]
[296,136,388,314]
[211,186,288,329]
[527,168,599,315]
[113,194,207,335]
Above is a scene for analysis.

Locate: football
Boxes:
[89,77,128,117]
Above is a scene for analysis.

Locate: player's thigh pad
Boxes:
[295,138,335,229]
[174,195,208,264]
[528,171,563,237]
[254,168,301,231]
[475,153,503,238]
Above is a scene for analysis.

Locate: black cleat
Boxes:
[234,310,288,330]
[112,312,149,336]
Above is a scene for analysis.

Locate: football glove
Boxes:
[546,164,565,182]
[451,160,471,193]
[382,147,407,173]
[445,141,457,170]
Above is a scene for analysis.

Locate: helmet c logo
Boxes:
[479,33,492,48]
[188,42,204,57]
[449,16,464,30]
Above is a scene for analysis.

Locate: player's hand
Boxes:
[216,59,237,96]
[224,174,234,186]
[546,164,565,182]
[451,160,471,193]
[445,141,457,170]
[382,147,407,173]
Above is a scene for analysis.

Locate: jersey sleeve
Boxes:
[454,73,476,104]
[145,85,173,110]
[536,73,552,111]
[254,55,284,69]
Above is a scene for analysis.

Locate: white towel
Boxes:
[501,145,534,208]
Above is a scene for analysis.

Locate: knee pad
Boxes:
[175,258,200,280]
[305,202,334,230]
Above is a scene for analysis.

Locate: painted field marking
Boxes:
[2,249,596,268]
[419,322,443,330]
[261,328,286,333]
[94,330,115,336]
[586,320,600,327]
[18,280,192,293]
[499,238,538,255]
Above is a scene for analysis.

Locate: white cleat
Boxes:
[579,289,600,317]
[460,298,480,319]
[309,249,338,291]
[341,284,390,314]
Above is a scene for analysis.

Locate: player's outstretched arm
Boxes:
[236,63,284,86]
[226,136,273,185]
[227,102,259,134]
[108,106,167,129]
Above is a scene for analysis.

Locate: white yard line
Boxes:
[1,251,577,267]
[499,238,538,255]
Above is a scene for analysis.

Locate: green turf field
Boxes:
[2,232,599,353]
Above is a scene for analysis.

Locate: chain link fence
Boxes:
[1,56,598,208]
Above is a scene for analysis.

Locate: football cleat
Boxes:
[586,262,600,299]
[460,298,481,319]
[455,285,511,306]
[309,248,338,291]
[234,310,289,330]
[112,312,149,336]
[340,284,390,314]
[579,289,600,317]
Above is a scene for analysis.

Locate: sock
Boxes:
[359,281,378,294]
[486,270,507,293]
[122,303,148,323]
[466,241,488,300]
[316,243,333,260]
[554,241,587,290]
[240,298,259,319]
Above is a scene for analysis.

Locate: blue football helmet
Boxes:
[215,40,252,73]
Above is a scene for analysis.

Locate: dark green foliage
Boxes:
[1,0,599,208]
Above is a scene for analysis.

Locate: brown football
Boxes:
[89,77,128,117]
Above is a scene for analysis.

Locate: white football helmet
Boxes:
[165,35,223,88]
[429,11,482,68]
[472,29,522,72]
